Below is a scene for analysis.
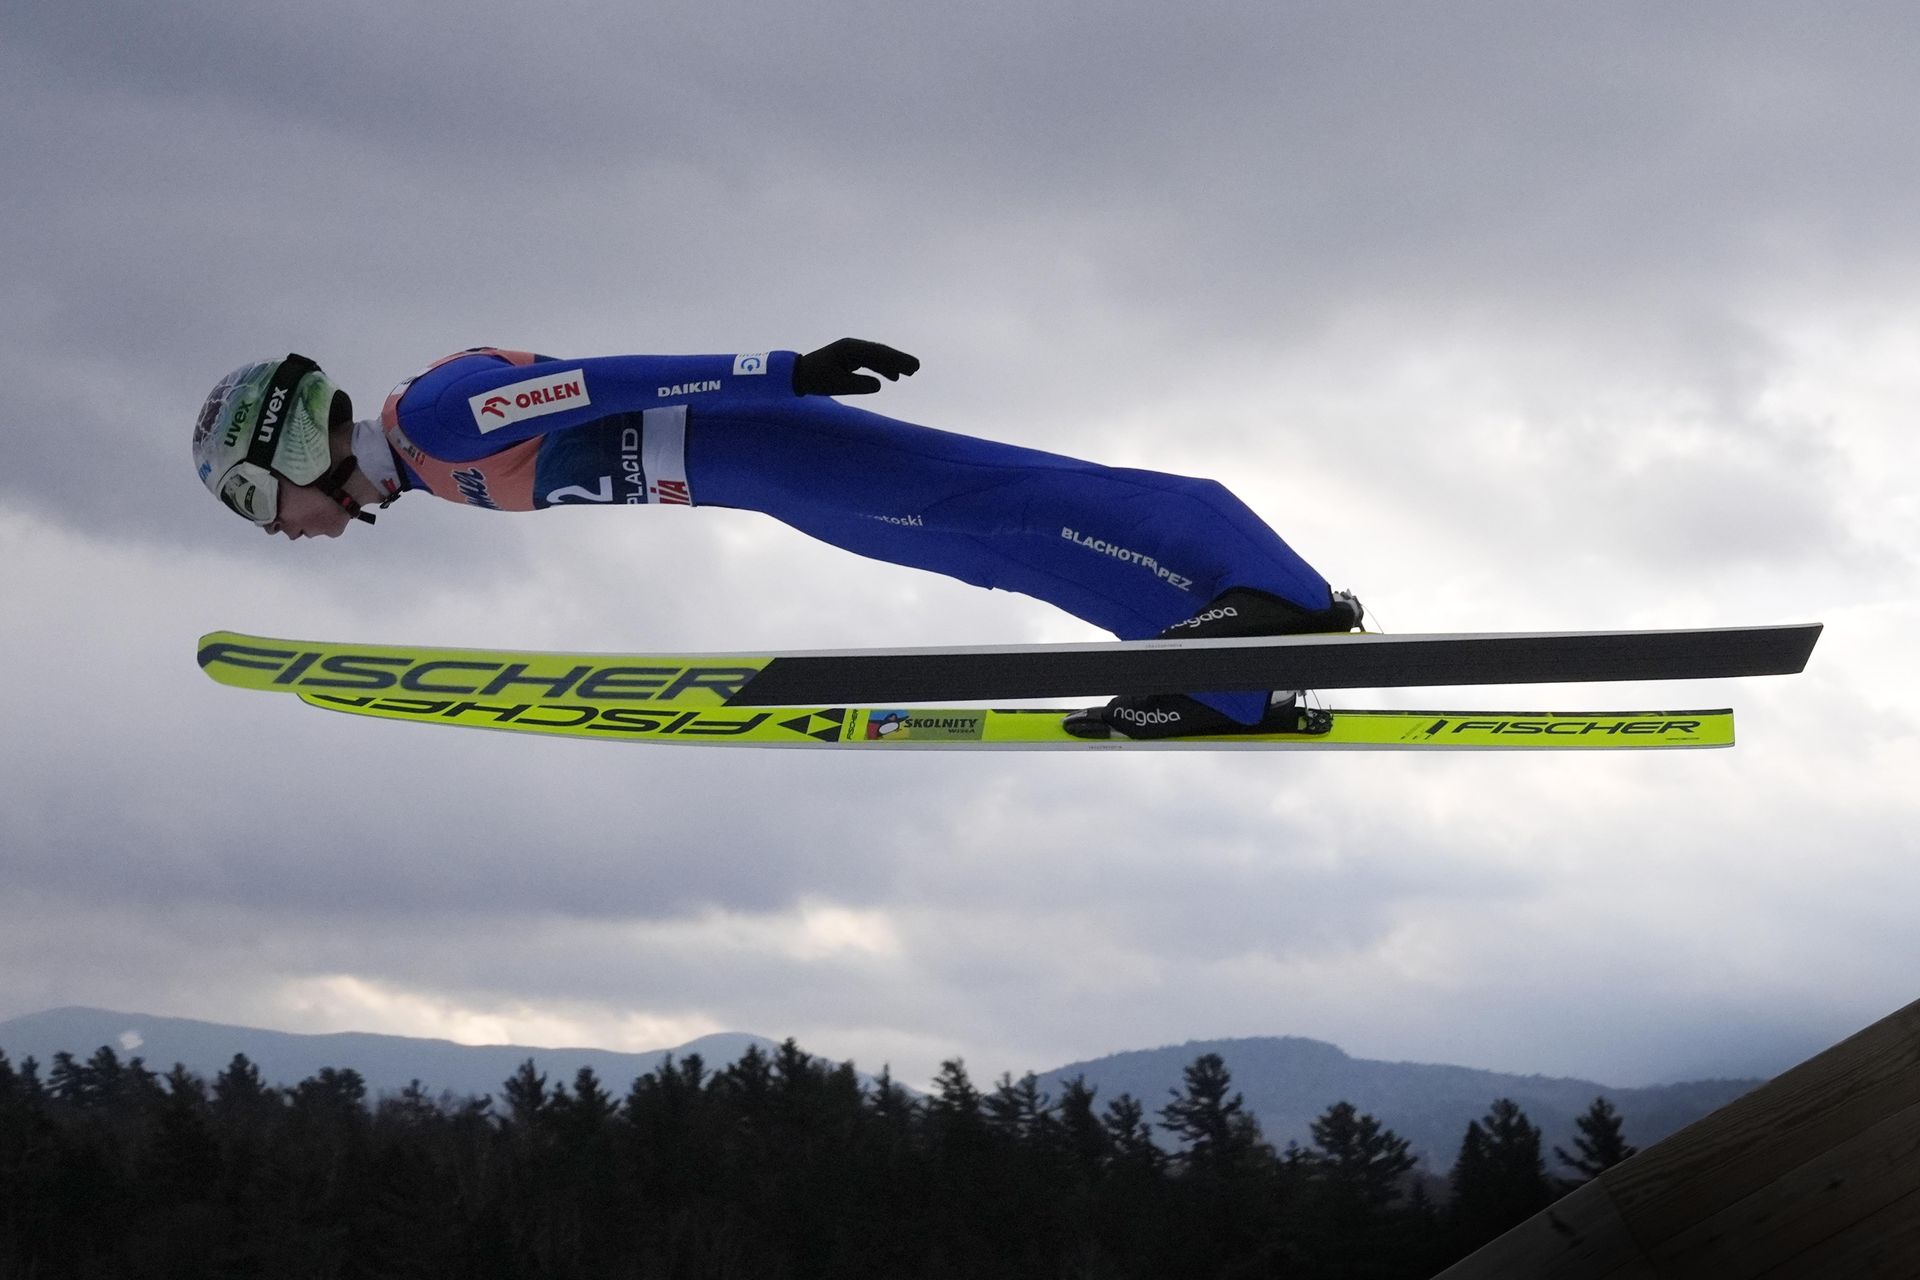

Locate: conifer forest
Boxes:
[0,1039,1642,1279]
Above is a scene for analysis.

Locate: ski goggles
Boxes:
[214,459,282,525]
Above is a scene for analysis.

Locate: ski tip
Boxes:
[1787,621,1823,671]
[196,631,241,670]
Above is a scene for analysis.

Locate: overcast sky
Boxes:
[3,0,1916,1093]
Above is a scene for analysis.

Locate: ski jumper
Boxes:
[381,348,1335,722]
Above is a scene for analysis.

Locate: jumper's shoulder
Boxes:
[386,349,571,460]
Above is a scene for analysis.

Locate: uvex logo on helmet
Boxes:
[256,384,290,445]
[468,369,591,433]
[221,399,252,449]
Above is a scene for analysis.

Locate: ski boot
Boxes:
[1062,689,1333,740]
[1061,588,1361,741]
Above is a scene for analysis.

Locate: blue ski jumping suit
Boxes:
[380,347,1335,722]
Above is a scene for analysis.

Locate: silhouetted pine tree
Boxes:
[0,1052,63,1276]
[360,1082,484,1279]
[867,1064,915,1140]
[500,1058,549,1130]
[1293,1100,1420,1280]
[205,1052,294,1273]
[926,1057,987,1160]
[283,1066,374,1276]
[142,1063,221,1200]
[991,1070,1076,1268]
[1308,1101,1416,1210]
[1101,1092,1164,1178]
[1032,1084,1147,1276]
[1448,1097,1550,1254]
[546,1066,622,1273]
[984,1071,1050,1141]
[623,1052,735,1269]
[923,1057,1009,1274]
[1159,1053,1263,1174]
[624,1050,718,1195]
[498,1058,589,1275]
[1158,1053,1291,1277]
[40,1048,157,1271]
[1554,1095,1637,1189]
[1055,1076,1111,1183]
[756,1041,869,1275]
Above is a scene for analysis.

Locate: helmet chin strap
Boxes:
[314,456,378,525]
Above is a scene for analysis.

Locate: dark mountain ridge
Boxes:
[0,1006,775,1105]
[1,1009,1761,1168]
[1038,1035,1758,1164]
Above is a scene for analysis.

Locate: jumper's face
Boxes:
[265,481,355,540]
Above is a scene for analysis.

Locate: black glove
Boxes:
[792,338,920,396]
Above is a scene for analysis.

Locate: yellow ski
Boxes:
[294,694,1735,751]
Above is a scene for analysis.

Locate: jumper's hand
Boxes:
[792,338,920,396]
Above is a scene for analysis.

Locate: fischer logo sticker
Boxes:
[313,696,774,739]
[1415,717,1707,739]
[469,369,589,432]
[196,638,762,703]
[780,709,848,743]
[733,353,769,375]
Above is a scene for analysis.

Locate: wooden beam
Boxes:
[1435,994,1920,1278]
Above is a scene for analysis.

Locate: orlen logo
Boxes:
[468,369,590,433]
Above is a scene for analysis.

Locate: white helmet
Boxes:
[192,354,365,525]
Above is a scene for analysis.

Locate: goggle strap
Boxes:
[316,455,377,525]
[245,354,321,470]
